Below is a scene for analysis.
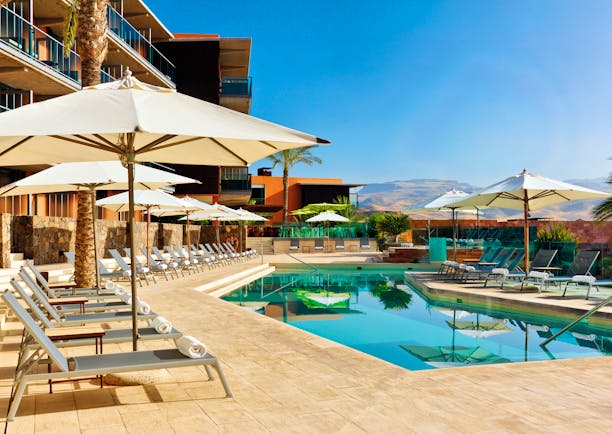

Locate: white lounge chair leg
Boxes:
[7,379,27,421]
[213,360,233,398]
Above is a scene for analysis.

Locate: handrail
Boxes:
[540,296,612,347]
[287,254,318,272]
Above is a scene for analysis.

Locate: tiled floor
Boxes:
[1,256,610,433]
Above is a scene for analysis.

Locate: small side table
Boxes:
[45,326,106,393]
[48,297,88,314]
[532,266,562,276]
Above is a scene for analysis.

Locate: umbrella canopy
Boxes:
[291,202,349,216]
[305,211,350,223]
[304,293,350,307]
[0,161,197,196]
[446,319,512,339]
[96,190,193,266]
[0,70,329,351]
[450,169,610,271]
[401,345,511,368]
[0,162,197,288]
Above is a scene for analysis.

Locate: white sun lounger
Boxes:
[2,291,232,421]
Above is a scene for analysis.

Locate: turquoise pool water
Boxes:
[222,269,611,370]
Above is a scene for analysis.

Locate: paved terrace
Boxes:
[0,255,610,433]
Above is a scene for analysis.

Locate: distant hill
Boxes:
[357,177,611,221]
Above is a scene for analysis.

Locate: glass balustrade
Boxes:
[0,5,80,83]
[106,5,175,83]
[221,77,252,97]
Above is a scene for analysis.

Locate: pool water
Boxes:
[221,269,611,370]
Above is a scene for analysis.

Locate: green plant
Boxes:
[536,223,578,243]
[332,195,356,220]
[592,157,611,222]
[375,213,411,243]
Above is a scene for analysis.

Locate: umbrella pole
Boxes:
[146,206,151,267]
[90,188,101,291]
[452,209,457,261]
[523,191,530,272]
[126,139,139,351]
[186,212,190,249]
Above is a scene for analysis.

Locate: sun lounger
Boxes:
[141,247,180,279]
[483,251,526,288]
[503,249,558,285]
[165,246,195,274]
[172,245,202,272]
[206,243,230,265]
[547,250,601,283]
[152,246,185,276]
[2,291,232,421]
[360,238,371,250]
[64,252,127,282]
[335,239,345,250]
[126,248,172,281]
[109,249,156,285]
[12,278,156,326]
[289,238,300,251]
[197,244,221,267]
[562,275,600,299]
[314,238,324,251]
[18,270,129,313]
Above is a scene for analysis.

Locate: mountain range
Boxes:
[356,177,611,220]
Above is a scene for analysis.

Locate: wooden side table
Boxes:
[48,297,88,314]
[45,326,106,392]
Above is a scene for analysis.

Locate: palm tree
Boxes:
[593,163,611,222]
[333,195,357,220]
[64,0,109,287]
[376,213,411,243]
[269,148,322,224]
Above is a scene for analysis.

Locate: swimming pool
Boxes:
[221,268,611,370]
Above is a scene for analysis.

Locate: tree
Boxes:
[64,0,109,287]
[269,148,322,224]
[333,195,357,220]
[593,162,611,222]
[376,213,411,243]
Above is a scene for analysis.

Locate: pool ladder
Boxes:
[540,296,612,347]
[287,254,318,272]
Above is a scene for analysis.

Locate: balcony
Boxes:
[0,6,81,86]
[0,85,29,111]
[221,77,252,97]
[106,6,175,85]
[220,175,252,207]
[100,69,115,84]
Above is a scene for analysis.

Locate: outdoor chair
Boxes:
[2,291,232,422]
[152,246,185,276]
[548,250,601,282]
[223,242,247,261]
[18,270,130,314]
[360,238,371,250]
[141,247,180,279]
[482,251,526,288]
[562,275,601,300]
[126,248,172,281]
[211,243,234,263]
[198,244,222,267]
[109,249,155,285]
[503,249,558,285]
[64,252,127,282]
[461,247,493,264]
[289,238,300,251]
[11,278,157,326]
[335,239,345,250]
[215,243,239,262]
[206,243,230,265]
[314,238,324,251]
[172,245,203,272]
[184,245,213,269]
[165,246,195,274]
[25,260,117,300]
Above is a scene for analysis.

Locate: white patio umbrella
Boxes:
[0,70,330,350]
[180,203,242,245]
[306,211,350,239]
[408,189,488,260]
[449,170,610,271]
[0,161,197,287]
[96,189,193,266]
[207,207,268,252]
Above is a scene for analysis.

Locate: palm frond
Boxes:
[593,197,612,222]
[63,1,79,58]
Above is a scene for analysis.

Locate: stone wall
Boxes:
[1,214,228,265]
[200,225,245,251]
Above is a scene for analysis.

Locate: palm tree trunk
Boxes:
[282,167,289,224]
[0,1,12,6]
[74,0,108,287]
[74,191,96,287]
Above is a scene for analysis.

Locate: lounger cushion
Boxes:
[527,271,549,280]
[491,268,509,276]
[571,275,596,284]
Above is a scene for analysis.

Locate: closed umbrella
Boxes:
[449,170,610,271]
[96,189,193,266]
[0,70,329,350]
[0,161,197,288]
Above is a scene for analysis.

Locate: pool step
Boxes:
[196,264,275,297]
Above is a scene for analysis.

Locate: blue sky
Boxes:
[147,0,612,187]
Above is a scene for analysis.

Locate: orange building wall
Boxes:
[251,176,346,224]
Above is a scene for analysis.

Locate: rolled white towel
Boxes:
[137,301,151,314]
[528,271,549,280]
[152,316,173,334]
[465,266,476,272]
[114,284,127,296]
[104,280,116,290]
[176,335,208,358]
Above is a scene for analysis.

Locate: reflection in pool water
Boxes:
[222,270,611,370]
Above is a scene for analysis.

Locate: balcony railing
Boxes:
[221,179,252,192]
[106,6,175,83]
[221,77,252,97]
[0,86,29,110]
[100,69,115,84]
[0,6,81,83]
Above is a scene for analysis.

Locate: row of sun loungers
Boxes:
[64,242,258,286]
[3,263,233,421]
[436,248,602,299]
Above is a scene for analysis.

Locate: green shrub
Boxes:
[536,223,578,243]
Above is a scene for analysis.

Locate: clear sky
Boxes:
[147,0,612,186]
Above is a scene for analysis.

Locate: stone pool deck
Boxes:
[0,255,610,433]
